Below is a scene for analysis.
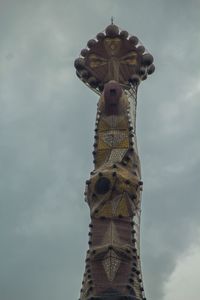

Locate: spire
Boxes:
[74,23,155,300]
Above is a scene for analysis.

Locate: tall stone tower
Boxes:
[74,22,155,300]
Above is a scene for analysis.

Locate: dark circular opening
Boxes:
[95,177,111,194]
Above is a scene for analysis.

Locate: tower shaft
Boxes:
[82,83,144,300]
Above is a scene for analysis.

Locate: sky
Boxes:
[0,0,200,300]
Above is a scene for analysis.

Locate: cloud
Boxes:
[163,229,200,300]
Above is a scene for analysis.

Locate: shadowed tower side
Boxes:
[74,22,155,300]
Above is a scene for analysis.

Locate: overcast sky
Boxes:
[0,1,200,300]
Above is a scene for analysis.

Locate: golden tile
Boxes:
[95,149,110,167]
[115,195,129,216]
[96,202,113,217]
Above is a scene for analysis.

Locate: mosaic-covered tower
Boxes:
[74,22,155,300]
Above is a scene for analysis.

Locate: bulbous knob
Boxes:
[105,24,119,37]
[141,53,154,66]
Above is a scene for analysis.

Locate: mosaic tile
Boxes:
[96,202,113,217]
[102,130,128,147]
[102,250,121,281]
[95,149,110,166]
[115,194,129,216]
[108,148,127,163]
